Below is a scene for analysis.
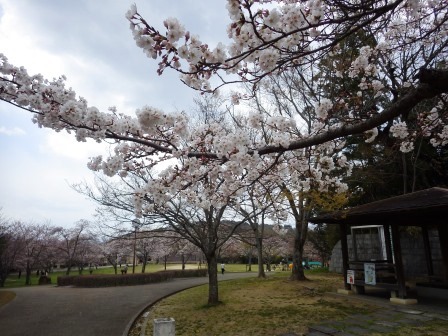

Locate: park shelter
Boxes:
[310,187,448,304]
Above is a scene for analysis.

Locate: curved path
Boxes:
[0,272,256,336]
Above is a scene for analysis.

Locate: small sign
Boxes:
[347,270,355,284]
[364,263,376,285]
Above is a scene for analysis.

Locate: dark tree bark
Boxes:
[256,236,266,278]
[206,252,219,305]
[290,217,308,281]
[25,261,32,286]
[284,187,312,281]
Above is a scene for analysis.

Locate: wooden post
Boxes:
[437,223,448,282]
[383,224,393,262]
[340,223,351,290]
[352,226,358,261]
[421,225,434,276]
[391,225,407,298]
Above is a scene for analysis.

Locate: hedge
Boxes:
[57,275,77,286]
[57,269,207,287]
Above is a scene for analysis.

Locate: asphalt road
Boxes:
[0,272,256,336]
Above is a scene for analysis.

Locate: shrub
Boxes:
[38,276,51,285]
[305,267,330,274]
[57,275,77,286]
[57,269,207,287]
[167,269,208,278]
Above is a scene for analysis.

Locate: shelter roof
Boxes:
[310,187,448,226]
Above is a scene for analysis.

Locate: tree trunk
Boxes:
[206,253,219,305]
[285,188,311,282]
[256,237,266,278]
[182,254,186,270]
[266,256,272,272]
[142,260,147,273]
[401,152,408,194]
[247,252,252,271]
[25,263,31,286]
[290,217,308,281]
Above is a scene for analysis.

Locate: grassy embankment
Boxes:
[136,269,448,336]
[136,269,375,335]
[0,291,16,307]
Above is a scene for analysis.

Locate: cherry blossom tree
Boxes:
[1,0,448,298]
[1,2,446,207]
[0,218,24,287]
[99,238,129,274]
[173,237,200,270]
[150,235,176,270]
[138,202,251,304]
[54,220,91,275]
[219,237,245,263]
[0,220,58,285]
[233,198,271,278]
[39,234,60,274]
[263,233,290,271]
[235,65,351,280]
[73,234,96,275]
[14,222,55,285]
[75,170,254,304]
[126,1,448,141]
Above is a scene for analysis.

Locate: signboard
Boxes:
[347,270,355,285]
[364,263,376,285]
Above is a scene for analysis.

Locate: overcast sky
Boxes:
[0,0,231,228]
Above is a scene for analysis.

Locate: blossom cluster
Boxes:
[125,0,448,146]
[0,58,371,221]
[2,0,448,221]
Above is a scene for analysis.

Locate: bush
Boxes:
[57,275,77,286]
[305,267,330,274]
[38,276,51,285]
[57,269,207,287]
[167,269,208,278]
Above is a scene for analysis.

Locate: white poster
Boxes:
[364,263,376,285]
[347,270,355,285]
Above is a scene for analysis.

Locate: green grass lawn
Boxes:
[2,262,263,288]
[132,270,448,336]
[0,291,16,307]
[136,271,378,336]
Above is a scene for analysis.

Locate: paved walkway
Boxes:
[3,274,447,336]
[303,293,448,336]
[0,272,256,336]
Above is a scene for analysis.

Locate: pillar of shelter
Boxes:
[339,223,350,290]
[390,224,407,299]
[383,224,393,262]
[421,225,434,277]
[437,223,448,282]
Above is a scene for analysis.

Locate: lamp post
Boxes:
[132,218,140,274]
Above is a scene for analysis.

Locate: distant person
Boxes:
[221,263,225,275]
